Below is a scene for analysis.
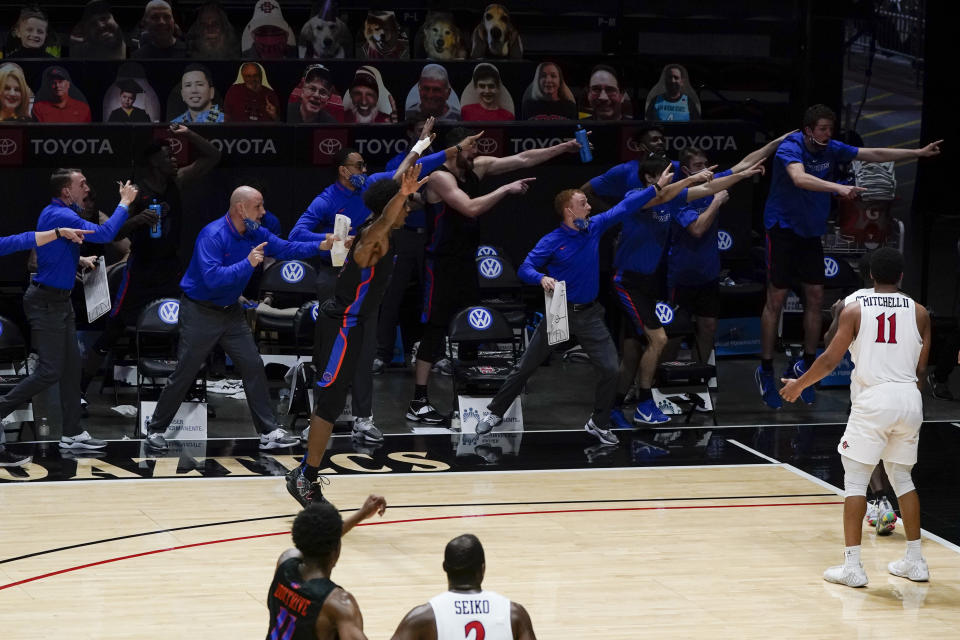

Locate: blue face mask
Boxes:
[348,173,367,190]
[573,217,590,232]
[243,217,260,232]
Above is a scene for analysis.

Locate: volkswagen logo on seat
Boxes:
[281,261,305,283]
[654,302,674,325]
[158,300,180,324]
[476,245,498,257]
[824,257,839,278]
[467,307,493,330]
[717,230,733,251]
[478,257,502,279]
[311,304,319,322]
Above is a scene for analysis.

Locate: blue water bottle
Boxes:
[148,198,162,238]
[574,124,592,163]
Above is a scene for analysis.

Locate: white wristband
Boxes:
[412,138,431,155]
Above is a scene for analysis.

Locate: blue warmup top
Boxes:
[181,214,321,306]
[588,159,682,201]
[289,149,447,261]
[0,231,36,257]
[764,132,859,238]
[518,186,658,304]
[35,198,130,290]
[262,211,282,237]
[668,169,733,287]
[614,187,688,275]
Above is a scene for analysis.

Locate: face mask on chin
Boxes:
[348,173,367,190]
[573,217,589,232]
[243,217,260,232]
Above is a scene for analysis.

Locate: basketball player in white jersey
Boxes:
[780,248,931,587]
[390,534,536,640]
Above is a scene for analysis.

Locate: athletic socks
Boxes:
[636,387,653,403]
[844,545,861,567]
[614,392,626,407]
[303,464,320,482]
[414,385,429,402]
[761,359,773,373]
[906,539,923,561]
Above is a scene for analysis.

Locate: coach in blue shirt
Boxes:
[0,223,94,467]
[475,171,685,446]
[756,104,942,409]
[0,169,136,453]
[144,186,334,453]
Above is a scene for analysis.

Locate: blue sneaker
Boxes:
[609,408,633,430]
[791,360,816,404]
[634,399,670,425]
[755,366,783,409]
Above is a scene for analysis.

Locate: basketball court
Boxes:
[3,424,959,638]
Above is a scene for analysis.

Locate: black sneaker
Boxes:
[0,446,31,468]
[285,466,328,507]
[406,400,445,424]
[928,374,955,401]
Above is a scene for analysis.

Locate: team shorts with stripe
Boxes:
[613,269,665,334]
[765,225,825,289]
[838,382,923,466]
[671,280,720,318]
[312,312,365,423]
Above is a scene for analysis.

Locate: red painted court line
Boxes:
[0,501,841,591]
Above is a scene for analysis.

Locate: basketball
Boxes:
[876,510,898,536]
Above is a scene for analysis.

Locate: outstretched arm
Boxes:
[729,130,795,173]
[781,303,860,401]
[785,163,865,199]
[476,137,581,177]
[171,124,221,185]
[857,139,942,163]
[341,495,387,535]
[686,160,765,201]
[353,165,429,268]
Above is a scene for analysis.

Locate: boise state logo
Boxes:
[311,304,319,322]
[824,257,839,278]
[158,300,180,324]
[478,257,503,279]
[717,230,733,251]
[467,307,493,330]
[322,371,333,383]
[462,406,481,426]
[281,261,305,283]
[476,245,498,257]
[654,302,674,325]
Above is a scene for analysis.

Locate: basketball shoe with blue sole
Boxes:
[755,366,782,409]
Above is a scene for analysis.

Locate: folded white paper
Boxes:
[331,213,351,267]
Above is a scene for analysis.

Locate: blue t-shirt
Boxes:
[763,132,859,238]
[588,159,682,201]
[668,170,732,287]
[614,188,688,275]
[651,94,691,122]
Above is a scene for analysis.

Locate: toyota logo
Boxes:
[476,245,498,257]
[626,137,641,153]
[318,138,343,155]
[0,138,16,156]
[824,257,839,278]
[311,304,319,321]
[158,300,180,324]
[478,257,502,279]
[467,307,493,330]
[654,302,674,325]
[165,137,183,156]
[281,261,305,283]
[476,137,498,154]
[717,230,733,251]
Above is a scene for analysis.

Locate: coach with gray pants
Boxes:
[144,186,331,452]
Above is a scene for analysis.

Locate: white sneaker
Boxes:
[352,416,383,443]
[59,430,107,450]
[865,499,880,526]
[584,418,619,446]
[823,563,869,587]
[888,557,930,582]
[259,428,299,450]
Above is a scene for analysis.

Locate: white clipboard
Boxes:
[330,213,351,267]
[83,256,111,323]
[544,280,569,345]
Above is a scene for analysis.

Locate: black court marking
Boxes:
[0,493,836,565]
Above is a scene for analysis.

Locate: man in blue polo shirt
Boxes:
[0,224,93,468]
[0,169,136,454]
[475,168,684,444]
[756,104,942,409]
[143,186,334,453]
[610,156,766,428]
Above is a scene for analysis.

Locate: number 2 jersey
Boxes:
[848,291,922,400]
[266,557,338,640]
[429,589,512,640]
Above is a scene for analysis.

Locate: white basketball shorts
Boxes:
[838,382,923,466]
